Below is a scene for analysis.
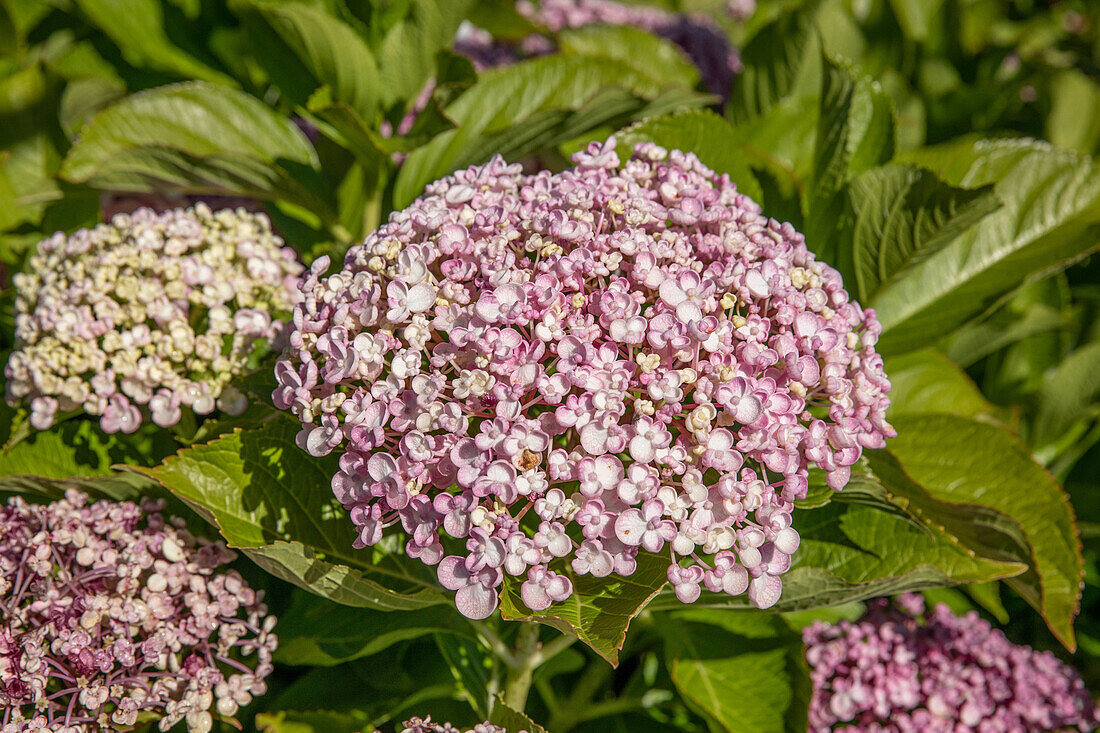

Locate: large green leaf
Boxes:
[73,0,233,84]
[883,349,999,420]
[130,417,446,611]
[237,0,380,124]
[731,1,819,122]
[393,54,688,207]
[377,0,473,108]
[617,109,763,202]
[558,25,701,90]
[880,139,1100,352]
[663,611,808,733]
[850,164,1000,303]
[1033,343,1100,447]
[941,300,1068,367]
[497,552,667,666]
[60,82,333,219]
[256,710,370,733]
[888,414,1084,648]
[275,591,464,667]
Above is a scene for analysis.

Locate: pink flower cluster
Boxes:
[5,205,303,434]
[275,136,894,619]
[0,492,277,733]
[402,718,519,733]
[454,0,742,96]
[804,595,1099,732]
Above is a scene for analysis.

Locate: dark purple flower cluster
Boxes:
[0,492,277,733]
[803,595,1099,732]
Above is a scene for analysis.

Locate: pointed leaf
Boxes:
[880,139,1100,352]
[1033,343,1100,446]
[60,81,332,218]
[851,164,1000,303]
[497,552,667,666]
[130,417,446,610]
[888,414,1084,649]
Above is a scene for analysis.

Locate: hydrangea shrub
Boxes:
[275,137,895,619]
[803,595,1099,732]
[0,492,277,733]
[5,205,303,434]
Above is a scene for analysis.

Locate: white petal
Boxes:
[406,283,436,313]
[748,574,782,609]
[615,509,648,546]
[745,269,770,298]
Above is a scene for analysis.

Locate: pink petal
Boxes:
[437,556,469,591]
[748,574,782,609]
[456,583,499,619]
[614,509,647,547]
[520,580,551,611]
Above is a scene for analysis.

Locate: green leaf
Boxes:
[0,419,173,482]
[732,2,819,122]
[1033,343,1100,447]
[377,0,473,108]
[60,81,333,219]
[664,611,808,733]
[888,415,1084,649]
[436,634,493,718]
[1048,70,1100,155]
[883,349,999,420]
[888,0,946,42]
[488,697,549,733]
[393,54,680,208]
[941,301,1068,368]
[130,416,447,611]
[237,0,381,124]
[617,109,763,203]
[275,591,464,667]
[73,0,234,84]
[558,25,701,90]
[497,551,667,666]
[881,139,1100,352]
[256,710,370,733]
[850,164,1000,303]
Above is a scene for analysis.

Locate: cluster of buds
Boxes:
[454,0,742,96]
[402,719,519,733]
[276,136,894,619]
[803,595,1099,732]
[6,204,303,434]
[0,491,277,732]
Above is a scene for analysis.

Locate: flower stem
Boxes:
[502,622,541,712]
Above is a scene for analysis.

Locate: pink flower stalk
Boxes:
[402,718,521,733]
[5,205,304,434]
[454,0,742,96]
[275,136,894,619]
[0,492,277,733]
[803,595,1099,732]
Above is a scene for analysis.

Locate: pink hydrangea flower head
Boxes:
[6,204,303,434]
[0,491,277,732]
[275,136,894,619]
[803,594,1099,732]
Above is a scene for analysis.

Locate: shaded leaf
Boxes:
[941,301,1067,368]
[664,611,808,733]
[73,0,233,84]
[488,697,549,733]
[256,710,371,733]
[275,591,464,667]
[1033,343,1100,447]
[130,417,446,611]
[436,634,493,718]
[498,552,667,666]
[377,0,473,108]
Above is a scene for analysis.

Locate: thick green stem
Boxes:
[502,622,540,712]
